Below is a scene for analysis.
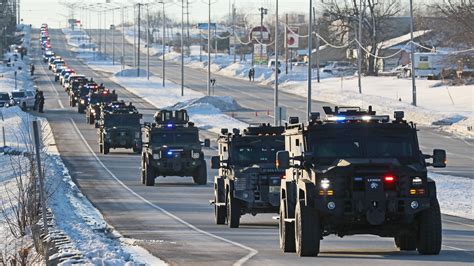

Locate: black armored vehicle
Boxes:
[276,106,446,256]
[211,124,285,228]
[85,88,118,124]
[140,109,210,186]
[95,101,143,154]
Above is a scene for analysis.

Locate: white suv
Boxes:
[10,91,36,110]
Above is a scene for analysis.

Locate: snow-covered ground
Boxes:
[118,27,473,139]
[0,25,166,265]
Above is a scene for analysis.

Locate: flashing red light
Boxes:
[103,90,109,95]
[384,175,395,182]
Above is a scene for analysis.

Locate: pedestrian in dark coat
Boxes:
[38,91,45,113]
[30,64,35,76]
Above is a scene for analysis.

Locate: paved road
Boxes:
[32,29,474,265]
[86,28,474,179]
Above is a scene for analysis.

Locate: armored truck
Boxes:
[276,106,446,256]
[85,89,118,124]
[211,124,285,228]
[140,110,210,186]
[95,101,143,154]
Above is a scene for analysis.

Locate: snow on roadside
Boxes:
[111,70,247,134]
[1,106,166,265]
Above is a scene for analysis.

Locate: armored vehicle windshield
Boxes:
[151,131,199,145]
[231,137,284,166]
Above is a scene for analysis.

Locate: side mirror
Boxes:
[211,156,220,169]
[276,151,290,170]
[204,139,210,147]
[94,122,99,128]
[432,149,446,168]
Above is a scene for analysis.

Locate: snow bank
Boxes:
[115,68,151,77]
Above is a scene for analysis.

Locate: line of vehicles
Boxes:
[41,24,447,257]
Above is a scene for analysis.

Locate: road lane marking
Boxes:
[442,245,467,251]
[70,118,257,265]
[57,99,64,109]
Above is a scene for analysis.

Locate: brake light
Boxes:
[384,175,395,182]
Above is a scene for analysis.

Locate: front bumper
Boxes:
[150,158,202,175]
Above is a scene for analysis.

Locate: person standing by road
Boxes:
[30,64,35,76]
[38,91,45,113]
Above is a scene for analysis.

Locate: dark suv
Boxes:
[211,124,285,228]
[276,106,446,256]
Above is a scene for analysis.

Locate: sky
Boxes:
[19,0,315,29]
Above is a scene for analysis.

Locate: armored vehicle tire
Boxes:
[227,192,241,228]
[70,98,76,107]
[417,198,442,255]
[99,144,103,154]
[193,164,207,185]
[279,200,296,252]
[132,147,140,154]
[89,114,95,124]
[103,143,110,154]
[395,235,417,251]
[214,196,226,225]
[144,162,155,186]
[140,158,146,184]
[295,201,320,257]
[78,106,84,113]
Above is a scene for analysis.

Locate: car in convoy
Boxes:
[64,75,88,92]
[76,82,99,112]
[56,68,74,83]
[43,50,55,63]
[211,124,285,228]
[51,60,66,73]
[276,106,446,256]
[140,109,210,186]
[85,88,118,124]
[48,57,63,70]
[0,92,11,107]
[10,90,36,110]
[95,101,143,154]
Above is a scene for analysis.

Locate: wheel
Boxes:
[417,198,442,255]
[99,144,104,154]
[144,161,155,186]
[227,190,241,228]
[295,201,320,257]
[78,106,84,113]
[215,196,226,225]
[395,235,417,251]
[21,102,26,111]
[103,143,110,154]
[193,163,207,185]
[140,158,146,184]
[279,200,296,252]
[89,114,95,124]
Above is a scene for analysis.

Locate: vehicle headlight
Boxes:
[153,153,160,160]
[91,109,96,114]
[412,177,423,186]
[74,97,78,100]
[80,99,85,104]
[320,178,330,190]
[192,151,200,159]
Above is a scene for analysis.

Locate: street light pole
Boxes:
[137,3,141,77]
[307,0,313,121]
[161,1,166,87]
[409,0,417,106]
[104,9,107,56]
[147,4,150,80]
[258,7,268,64]
[357,0,363,93]
[112,8,115,65]
[121,5,125,72]
[274,0,279,126]
[181,0,185,96]
[207,0,211,96]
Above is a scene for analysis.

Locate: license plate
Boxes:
[269,186,280,193]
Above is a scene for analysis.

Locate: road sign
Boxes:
[197,23,216,30]
[287,27,299,48]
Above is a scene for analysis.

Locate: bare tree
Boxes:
[430,0,474,47]
[322,0,401,75]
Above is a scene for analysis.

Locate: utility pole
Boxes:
[112,8,115,65]
[186,0,190,49]
[161,1,166,87]
[121,6,125,72]
[104,9,107,56]
[98,10,102,56]
[232,4,236,63]
[32,120,49,238]
[357,0,363,93]
[307,0,313,121]
[409,0,416,106]
[147,4,150,80]
[207,0,211,96]
[181,0,185,96]
[133,5,136,68]
[137,3,141,77]
[314,6,320,83]
[285,13,288,75]
[258,7,268,64]
[274,0,279,126]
